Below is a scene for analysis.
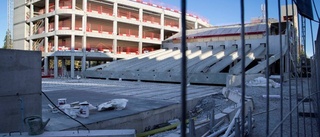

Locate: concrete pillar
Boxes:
[82,14,87,32]
[113,39,117,59]
[62,59,66,77]
[113,2,118,60]
[139,8,143,39]
[195,20,198,29]
[44,37,48,53]
[83,0,87,11]
[72,14,75,30]
[54,35,58,51]
[81,36,87,73]
[45,17,49,33]
[30,4,34,18]
[55,15,59,30]
[55,0,59,10]
[139,8,143,21]
[44,57,49,75]
[72,0,76,10]
[71,34,75,51]
[29,40,33,50]
[161,13,164,40]
[45,0,49,13]
[71,55,75,78]
[113,2,118,17]
[54,56,58,78]
[30,22,33,36]
[139,42,143,54]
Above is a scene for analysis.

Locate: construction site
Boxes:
[1,0,320,137]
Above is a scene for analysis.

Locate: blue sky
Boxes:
[1,0,319,56]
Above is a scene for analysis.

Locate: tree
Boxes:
[3,29,13,49]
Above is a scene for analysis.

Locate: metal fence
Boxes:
[179,0,320,136]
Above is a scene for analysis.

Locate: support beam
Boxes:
[45,0,49,13]
[246,44,288,74]
[54,56,58,78]
[208,45,251,73]
[44,56,49,76]
[192,46,237,73]
[230,44,265,74]
[71,55,75,78]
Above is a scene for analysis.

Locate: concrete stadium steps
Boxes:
[229,44,266,74]
[87,49,167,71]
[110,49,175,71]
[84,43,285,85]
[207,44,251,73]
[246,44,287,74]
[130,49,183,71]
[140,50,190,72]
[189,45,238,73]
[167,48,211,72]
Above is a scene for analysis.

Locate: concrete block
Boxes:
[0,50,42,133]
[0,50,41,96]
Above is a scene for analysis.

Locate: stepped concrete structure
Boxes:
[84,21,297,85]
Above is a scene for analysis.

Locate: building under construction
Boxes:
[84,5,299,85]
[13,0,210,78]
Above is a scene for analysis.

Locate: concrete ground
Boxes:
[41,78,223,133]
[42,78,319,136]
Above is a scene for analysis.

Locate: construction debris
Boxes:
[246,77,280,88]
[98,99,129,111]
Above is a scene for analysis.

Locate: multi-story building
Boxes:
[13,0,211,78]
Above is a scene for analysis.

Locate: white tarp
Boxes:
[98,99,128,111]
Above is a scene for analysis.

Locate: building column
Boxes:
[55,0,60,10]
[54,56,58,78]
[139,8,143,39]
[71,14,75,30]
[161,13,164,41]
[54,35,58,51]
[72,0,76,10]
[30,4,34,18]
[55,15,59,31]
[139,42,142,54]
[71,55,75,78]
[83,0,87,11]
[45,0,49,13]
[195,20,198,29]
[71,34,75,51]
[113,39,117,60]
[44,57,49,76]
[44,37,48,53]
[62,59,66,77]
[45,17,49,33]
[81,36,87,73]
[113,2,118,60]
[29,40,33,50]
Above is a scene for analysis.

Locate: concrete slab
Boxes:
[41,78,223,133]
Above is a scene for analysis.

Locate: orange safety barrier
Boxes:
[164,18,179,28]
[143,14,160,25]
[118,9,139,21]
[60,0,72,9]
[143,32,160,40]
[87,2,113,16]
[58,20,71,30]
[118,28,138,37]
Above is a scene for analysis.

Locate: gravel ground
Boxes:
[152,78,319,137]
